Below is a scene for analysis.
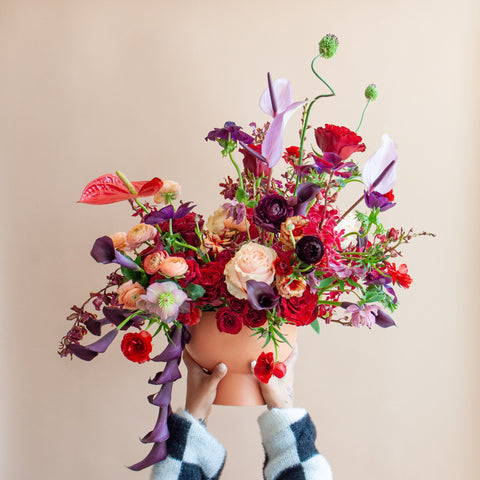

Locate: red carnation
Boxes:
[314,124,366,160]
[280,288,319,326]
[216,307,243,334]
[120,330,152,364]
[254,351,287,383]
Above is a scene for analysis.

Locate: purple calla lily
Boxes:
[140,407,170,444]
[246,280,279,310]
[364,191,396,212]
[260,74,304,167]
[68,328,119,361]
[90,236,140,271]
[294,182,322,215]
[373,309,396,328]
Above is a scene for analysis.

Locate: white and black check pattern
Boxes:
[258,408,333,480]
[150,410,226,480]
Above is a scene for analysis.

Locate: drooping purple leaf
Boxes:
[147,381,174,407]
[145,205,175,224]
[140,406,170,444]
[174,201,196,219]
[148,360,181,385]
[128,441,168,471]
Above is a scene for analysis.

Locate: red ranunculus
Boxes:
[216,307,243,334]
[314,124,366,160]
[243,308,267,328]
[254,351,287,383]
[120,330,152,364]
[274,250,294,276]
[177,303,201,326]
[386,262,412,289]
[280,288,319,326]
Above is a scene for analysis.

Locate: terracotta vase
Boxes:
[185,311,297,406]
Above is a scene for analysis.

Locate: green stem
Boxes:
[228,151,244,192]
[355,99,371,133]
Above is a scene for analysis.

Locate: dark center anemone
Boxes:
[295,235,325,264]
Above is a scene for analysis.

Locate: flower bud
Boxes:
[319,34,339,59]
[364,84,379,101]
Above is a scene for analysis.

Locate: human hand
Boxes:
[252,344,298,409]
[183,350,227,423]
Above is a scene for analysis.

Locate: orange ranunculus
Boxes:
[110,232,128,251]
[153,180,182,204]
[117,280,146,310]
[143,251,169,275]
[158,256,189,277]
[126,224,157,249]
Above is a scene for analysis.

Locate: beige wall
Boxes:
[1,1,479,479]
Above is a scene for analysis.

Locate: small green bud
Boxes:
[364,84,379,101]
[318,34,339,59]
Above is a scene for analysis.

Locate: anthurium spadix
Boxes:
[260,74,304,168]
[362,134,398,194]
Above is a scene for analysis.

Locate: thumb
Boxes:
[209,362,228,385]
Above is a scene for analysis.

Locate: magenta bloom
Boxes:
[136,281,188,322]
[345,303,378,328]
[362,134,398,194]
[260,74,304,167]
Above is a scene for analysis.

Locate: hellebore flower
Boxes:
[136,281,188,322]
[90,236,140,271]
[78,173,163,205]
[314,124,366,160]
[364,190,396,212]
[254,351,287,383]
[205,121,253,144]
[362,134,398,195]
[295,235,325,264]
[253,193,294,233]
[246,280,279,310]
[260,74,304,167]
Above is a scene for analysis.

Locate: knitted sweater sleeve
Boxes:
[258,408,333,480]
[150,409,226,480]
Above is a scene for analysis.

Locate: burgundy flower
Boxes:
[205,122,254,144]
[120,330,153,364]
[280,288,319,326]
[314,124,366,160]
[253,194,294,233]
[295,235,325,264]
[239,143,269,177]
[246,280,279,311]
[216,307,243,334]
[254,351,287,383]
[274,250,294,276]
[243,308,267,328]
[197,261,225,307]
[177,303,201,326]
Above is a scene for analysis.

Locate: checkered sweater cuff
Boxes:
[150,409,226,480]
[258,408,333,480]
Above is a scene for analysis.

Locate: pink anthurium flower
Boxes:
[361,134,398,194]
[260,74,304,168]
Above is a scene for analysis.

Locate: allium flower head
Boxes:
[319,34,339,58]
[365,84,379,101]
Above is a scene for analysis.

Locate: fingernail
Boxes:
[251,361,256,368]
[218,363,227,373]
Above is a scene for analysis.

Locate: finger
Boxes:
[182,350,204,373]
[211,362,227,381]
[284,344,299,367]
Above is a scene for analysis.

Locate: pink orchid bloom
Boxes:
[361,134,398,194]
[260,74,304,168]
[345,303,378,328]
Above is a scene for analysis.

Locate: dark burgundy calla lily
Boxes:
[90,236,140,271]
[67,329,118,361]
[103,307,144,330]
[246,280,279,310]
[294,182,322,215]
[128,442,168,472]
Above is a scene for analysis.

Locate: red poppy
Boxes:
[120,330,152,364]
[314,124,366,160]
[254,351,287,383]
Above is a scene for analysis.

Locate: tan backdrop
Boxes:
[1,1,479,479]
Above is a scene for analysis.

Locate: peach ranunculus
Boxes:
[153,180,182,204]
[143,251,169,275]
[224,242,277,299]
[223,215,247,232]
[126,224,157,249]
[110,232,129,251]
[205,207,228,235]
[275,275,307,299]
[158,256,189,277]
[279,215,310,250]
[117,280,146,310]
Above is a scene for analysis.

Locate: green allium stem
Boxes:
[355,99,371,133]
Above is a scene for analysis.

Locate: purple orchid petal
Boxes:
[373,309,396,328]
[68,329,118,361]
[128,441,168,471]
[148,360,181,385]
[140,406,170,444]
[114,249,140,270]
[144,205,175,224]
[90,236,115,264]
[148,381,174,407]
[246,280,279,310]
[174,202,196,219]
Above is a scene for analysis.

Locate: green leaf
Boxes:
[319,277,335,289]
[337,280,345,291]
[310,318,320,334]
[273,328,293,348]
[120,266,149,288]
[186,283,205,301]
[235,187,249,203]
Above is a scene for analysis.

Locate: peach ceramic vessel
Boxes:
[185,311,297,406]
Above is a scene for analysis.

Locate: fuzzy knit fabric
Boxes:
[258,408,333,480]
[150,408,332,480]
[150,409,226,480]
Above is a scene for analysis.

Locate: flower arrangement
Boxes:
[59,34,432,471]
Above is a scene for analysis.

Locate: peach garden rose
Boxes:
[224,242,277,299]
